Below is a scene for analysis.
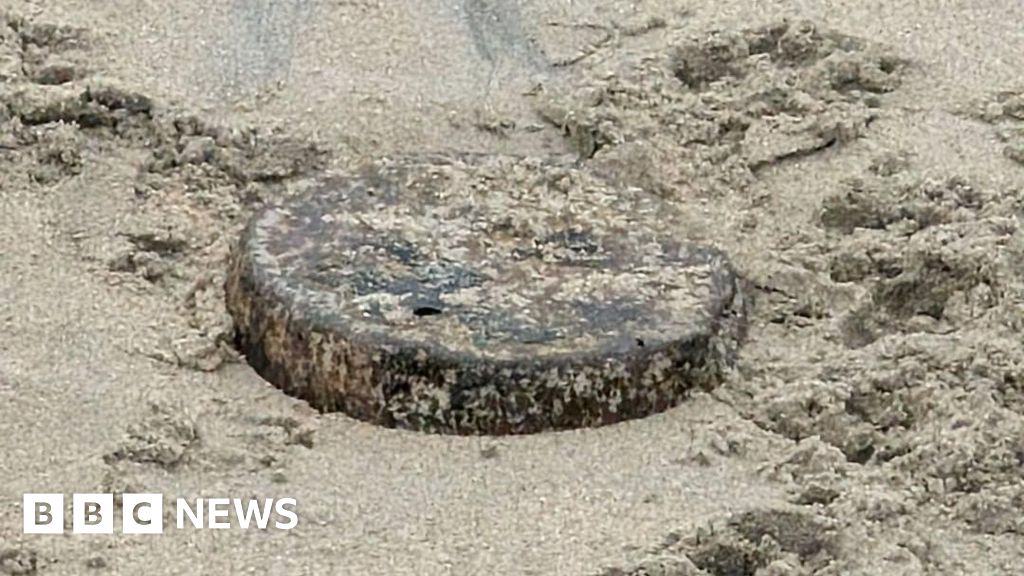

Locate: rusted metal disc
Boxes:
[226,154,748,434]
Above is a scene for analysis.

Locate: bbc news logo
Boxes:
[23,494,298,534]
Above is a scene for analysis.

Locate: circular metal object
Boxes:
[226,154,748,434]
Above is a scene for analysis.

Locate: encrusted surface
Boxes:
[226,154,748,434]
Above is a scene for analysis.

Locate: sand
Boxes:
[0,0,1023,574]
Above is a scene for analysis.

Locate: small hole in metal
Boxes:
[414,306,442,317]
[636,338,645,347]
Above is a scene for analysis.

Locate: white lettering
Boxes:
[233,499,273,529]
[176,498,203,529]
[207,498,231,529]
[274,498,298,530]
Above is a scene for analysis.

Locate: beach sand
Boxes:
[1,0,1023,574]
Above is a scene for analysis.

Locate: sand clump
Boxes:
[537,19,904,199]
[0,14,326,374]
[974,88,1024,166]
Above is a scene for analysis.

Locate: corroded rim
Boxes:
[225,154,749,434]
